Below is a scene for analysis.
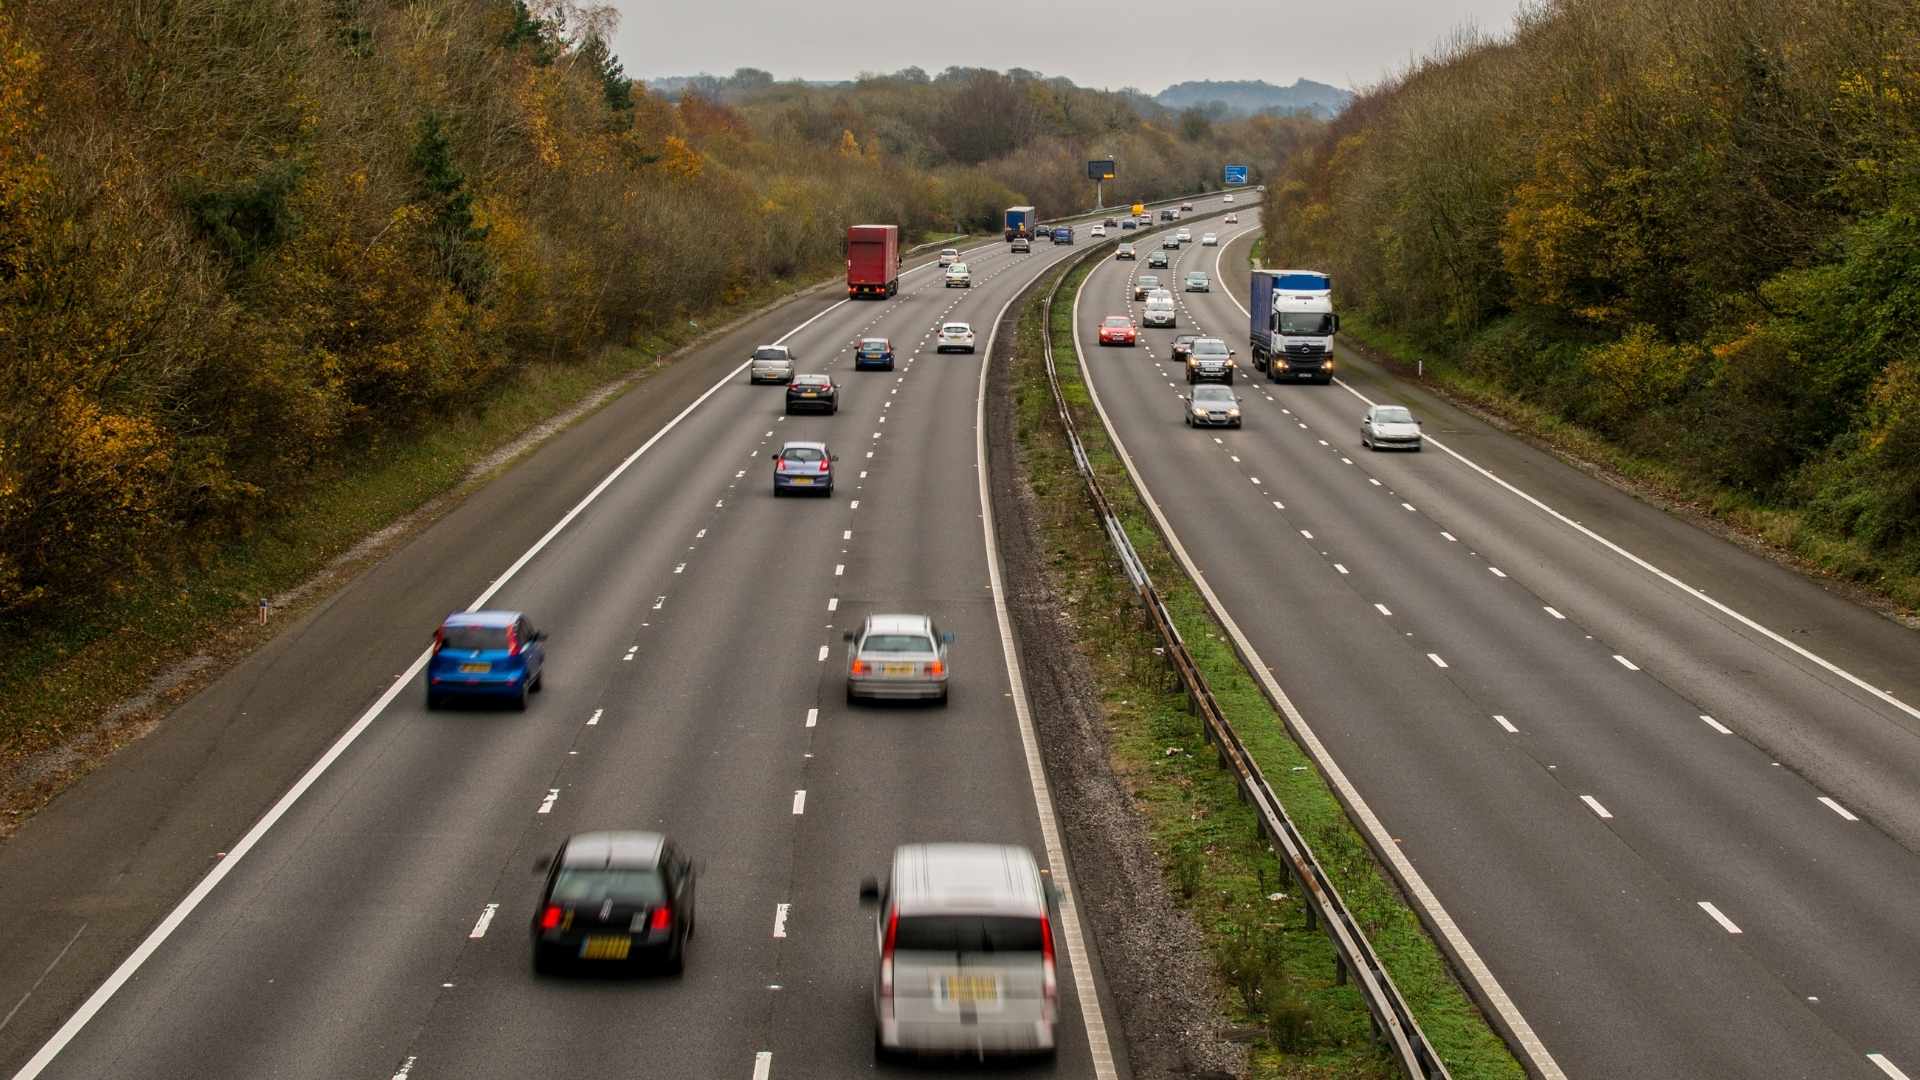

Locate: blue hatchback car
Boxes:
[853,337,895,371]
[427,610,547,711]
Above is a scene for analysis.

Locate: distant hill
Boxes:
[1154,79,1354,118]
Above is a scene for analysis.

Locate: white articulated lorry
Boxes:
[1248,269,1338,384]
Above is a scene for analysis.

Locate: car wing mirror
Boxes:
[843,630,857,642]
[858,877,881,905]
[831,454,840,461]
[940,631,955,644]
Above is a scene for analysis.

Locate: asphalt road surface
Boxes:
[0,197,1239,1080]
[1072,211,1920,1079]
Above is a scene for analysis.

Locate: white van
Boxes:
[1143,293,1177,328]
[860,844,1058,1058]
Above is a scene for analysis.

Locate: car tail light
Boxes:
[650,906,672,931]
[540,905,563,930]
[505,624,520,657]
[879,907,899,1004]
[1040,916,1058,1020]
[433,628,445,652]
[851,659,869,676]
[925,660,944,677]
[819,457,830,473]
[776,457,787,472]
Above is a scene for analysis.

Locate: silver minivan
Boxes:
[860,844,1058,1059]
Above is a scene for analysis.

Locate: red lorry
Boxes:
[846,224,900,299]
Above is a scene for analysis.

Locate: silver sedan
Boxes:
[844,614,951,705]
[1361,404,1424,451]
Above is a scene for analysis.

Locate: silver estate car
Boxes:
[860,844,1058,1059]
[843,614,952,704]
[748,344,796,384]
[1185,384,1242,428]
[1362,404,1424,451]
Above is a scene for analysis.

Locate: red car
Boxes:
[1098,315,1138,347]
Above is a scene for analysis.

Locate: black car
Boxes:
[854,337,895,371]
[531,831,696,975]
[1172,334,1199,362]
[1147,250,1170,269]
[785,373,838,414]
[1103,217,1119,227]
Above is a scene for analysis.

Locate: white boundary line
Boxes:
[6,253,958,1080]
[1215,226,1918,729]
[1072,248,1566,1078]
[975,268,1120,1079]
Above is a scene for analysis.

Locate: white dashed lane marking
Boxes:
[1819,796,1859,821]
[1427,653,1448,668]
[1698,901,1742,934]
[1493,715,1519,733]
[537,789,559,815]
[791,790,806,815]
[1613,655,1640,671]
[1699,714,1732,734]
[1543,606,1566,619]
[1580,795,1613,820]
[468,903,499,939]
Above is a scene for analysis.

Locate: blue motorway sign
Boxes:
[1224,164,1249,185]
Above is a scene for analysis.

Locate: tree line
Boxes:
[0,0,1314,621]
[1268,0,1920,597]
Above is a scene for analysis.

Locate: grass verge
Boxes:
[0,261,854,825]
[1012,251,1523,1077]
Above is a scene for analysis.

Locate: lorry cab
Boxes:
[1249,269,1338,384]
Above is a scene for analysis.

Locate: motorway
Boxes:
[1072,211,1920,1078]
[0,196,1237,1080]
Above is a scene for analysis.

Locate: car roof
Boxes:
[864,613,932,635]
[780,440,828,452]
[559,831,665,869]
[890,843,1045,916]
[443,610,519,628]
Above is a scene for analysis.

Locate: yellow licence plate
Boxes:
[883,662,916,676]
[459,663,490,673]
[790,477,813,485]
[580,935,631,960]
[801,391,817,397]
[941,974,1000,1005]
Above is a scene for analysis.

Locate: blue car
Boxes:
[771,440,836,497]
[853,337,895,371]
[427,610,547,711]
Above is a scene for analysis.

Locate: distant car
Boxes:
[1180,201,1194,211]
[1223,194,1235,204]
[945,263,971,288]
[854,337,895,371]
[860,843,1058,1057]
[1185,384,1242,428]
[1132,274,1160,301]
[1011,236,1031,253]
[1089,224,1106,238]
[427,610,546,711]
[1176,228,1192,243]
[1159,209,1175,222]
[531,831,696,976]
[1098,315,1137,347]
[1103,217,1119,227]
[844,613,952,704]
[785,373,838,415]
[938,248,959,267]
[1147,250,1169,269]
[1184,271,1210,292]
[1171,334,1198,361]
[1115,243,1137,260]
[771,440,836,495]
[1362,405,1424,451]
[748,344,796,384]
[1224,213,1239,224]
[1052,226,1073,244]
[936,322,975,353]
[1120,218,1138,230]
[1185,336,1235,384]
[1162,236,1181,250]
[1200,232,1218,247]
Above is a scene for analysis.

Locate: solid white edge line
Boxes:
[10,250,958,1080]
[1215,227,1920,732]
[981,264,1119,1079]
[1697,901,1742,934]
[1075,242,1567,1079]
[1869,1052,1913,1080]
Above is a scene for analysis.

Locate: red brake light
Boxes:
[506,624,520,657]
[540,905,562,930]
[777,457,787,472]
[851,659,869,675]
[433,628,445,652]
[820,457,830,473]
[650,906,672,931]
[925,660,945,677]
[1041,916,1058,1016]
[879,907,899,999]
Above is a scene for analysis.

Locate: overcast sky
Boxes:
[608,0,1532,94]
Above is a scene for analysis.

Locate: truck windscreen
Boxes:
[1279,313,1335,335]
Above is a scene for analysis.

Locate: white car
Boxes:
[936,322,976,353]
[944,263,971,288]
[1201,232,1218,246]
[1223,194,1235,203]
[1362,405,1424,451]
[1143,295,1177,328]
[1224,213,1239,224]
[937,248,959,267]
[1180,201,1194,211]
[1176,228,1192,243]
[1090,224,1106,238]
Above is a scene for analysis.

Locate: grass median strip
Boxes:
[1013,251,1522,1078]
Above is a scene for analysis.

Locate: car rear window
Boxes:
[551,868,664,905]
[441,625,508,650]
[894,915,1044,954]
[859,340,887,351]
[754,348,788,362]
[793,375,830,386]
[863,633,933,653]
[1104,318,1131,328]
[782,447,824,462]
[942,324,969,334]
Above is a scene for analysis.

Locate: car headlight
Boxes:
[1192,406,1207,416]
[1227,408,1241,417]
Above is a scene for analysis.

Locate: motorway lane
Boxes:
[5,229,1071,1079]
[1074,213,1920,1077]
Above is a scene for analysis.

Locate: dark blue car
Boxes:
[1052,226,1073,244]
[427,610,546,711]
[853,337,895,371]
